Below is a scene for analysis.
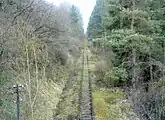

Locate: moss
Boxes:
[93,90,124,120]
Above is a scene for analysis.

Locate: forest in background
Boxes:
[0,0,84,119]
[2,0,165,120]
[87,0,165,120]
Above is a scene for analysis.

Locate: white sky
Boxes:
[46,0,96,32]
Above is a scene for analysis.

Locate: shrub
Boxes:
[104,67,128,87]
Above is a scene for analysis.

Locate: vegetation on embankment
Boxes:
[88,46,138,120]
[93,89,139,120]
[0,1,84,119]
[88,0,165,119]
[93,89,124,120]
[55,51,84,119]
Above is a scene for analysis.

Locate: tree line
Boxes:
[87,0,165,119]
[0,0,84,119]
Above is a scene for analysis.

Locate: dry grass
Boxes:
[93,89,124,120]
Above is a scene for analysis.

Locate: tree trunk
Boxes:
[160,39,165,119]
[131,0,136,90]
[120,0,123,29]
[131,0,135,31]
[132,47,136,90]
[131,1,137,112]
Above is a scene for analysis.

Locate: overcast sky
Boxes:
[46,0,96,31]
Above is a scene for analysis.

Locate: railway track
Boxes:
[78,48,95,120]
[54,46,95,120]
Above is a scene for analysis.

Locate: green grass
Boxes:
[93,89,124,120]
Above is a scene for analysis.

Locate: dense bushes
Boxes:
[104,67,128,87]
[88,0,165,119]
[94,58,128,87]
[0,1,84,119]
